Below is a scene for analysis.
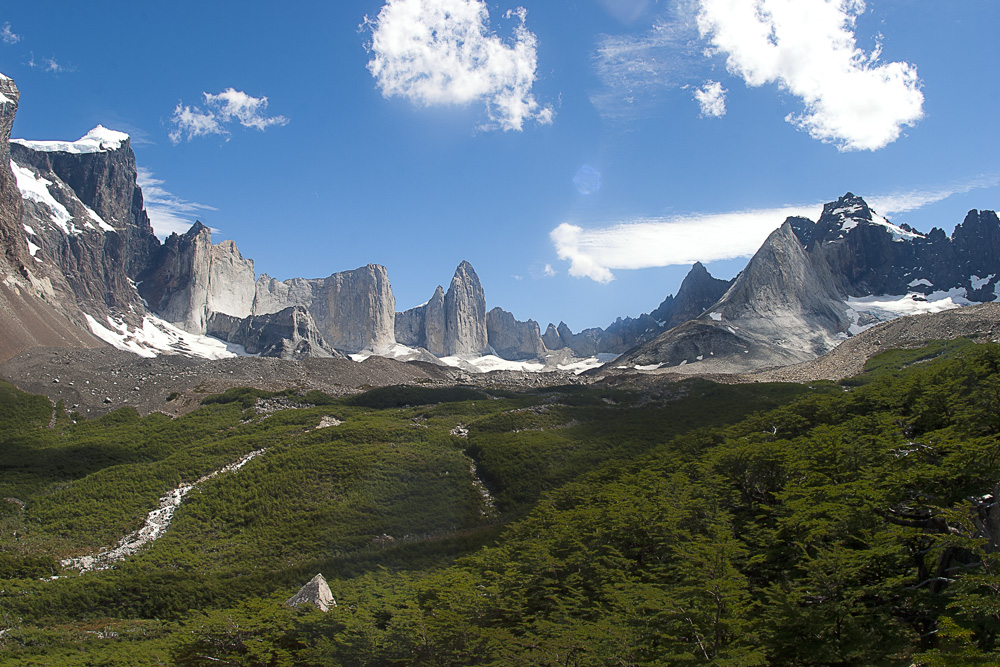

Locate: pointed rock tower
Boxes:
[286,573,336,612]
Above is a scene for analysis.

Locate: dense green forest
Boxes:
[1,339,999,665]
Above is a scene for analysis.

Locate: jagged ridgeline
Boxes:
[2,340,1000,664]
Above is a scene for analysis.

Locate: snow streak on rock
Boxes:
[60,449,265,573]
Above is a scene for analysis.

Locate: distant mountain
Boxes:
[616,193,1000,373]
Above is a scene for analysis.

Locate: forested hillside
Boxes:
[2,340,999,665]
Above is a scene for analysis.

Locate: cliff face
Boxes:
[139,223,256,334]
[253,264,396,354]
[9,124,163,326]
[486,307,545,360]
[444,260,489,357]
[0,73,100,361]
[207,307,344,360]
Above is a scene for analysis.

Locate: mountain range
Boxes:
[1,71,998,376]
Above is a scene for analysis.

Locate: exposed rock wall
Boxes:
[207,307,342,360]
[138,222,255,334]
[444,260,489,357]
[486,307,545,360]
[253,264,395,354]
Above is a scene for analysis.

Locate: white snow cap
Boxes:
[12,125,129,154]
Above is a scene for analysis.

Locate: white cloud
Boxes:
[543,263,557,277]
[697,0,924,151]
[136,168,218,238]
[694,79,726,117]
[551,204,824,283]
[363,0,553,131]
[2,22,20,45]
[169,88,288,144]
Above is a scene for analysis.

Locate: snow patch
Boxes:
[845,289,972,335]
[85,313,249,360]
[25,237,40,258]
[709,311,723,321]
[908,278,932,288]
[439,354,546,373]
[12,125,129,154]
[872,214,924,242]
[635,363,662,371]
[10,160,75,234]
[557,353,618,374]
[971,274,994,290]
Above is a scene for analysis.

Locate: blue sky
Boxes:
[2,1,998,331]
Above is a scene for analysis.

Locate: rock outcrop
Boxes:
[444,260,489,357]
[139,223,256,334]
[253,264,396,354]
[207,307,343,360]
[486,307,545,360]
[542,262,734,358]
[396,262,493,358]
[0,73,101,361]
[286,573,336,612]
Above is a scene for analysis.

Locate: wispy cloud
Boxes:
[1,22,20,45]
[694,79,726,117]
[363,0,553,131]
[590,14,702,122]
[551,204,822,283]
[551,177,1000,283]
[136,167,218,238]
[697,0,923,151]
[28,52,73,74]
[868,176,1000,216]
[169,88,288,144]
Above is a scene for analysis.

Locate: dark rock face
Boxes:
[10,128,161,320]
[0,75,30,276]
[207,307,343,360]
[486,307,545,360]
[139,223,255,334]
[793,192,1000,300]
[544,262,734,358]
[0,74,101,361]
[650,261,733,328]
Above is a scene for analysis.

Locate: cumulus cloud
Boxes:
[697,0,923,151]
[169,88,288,144]
[136,168,218,238]
[551,204,824,283]
[694,79,726,117]
[363,0,553,131]
[1,22,20,45]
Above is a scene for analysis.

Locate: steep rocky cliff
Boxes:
[444,260,489,357]
[0,73,101,361]
[486,307,545,360]
[253,264,396,353]
[139,222,255,333]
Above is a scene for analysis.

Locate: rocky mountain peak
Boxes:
[444,260,489,357]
